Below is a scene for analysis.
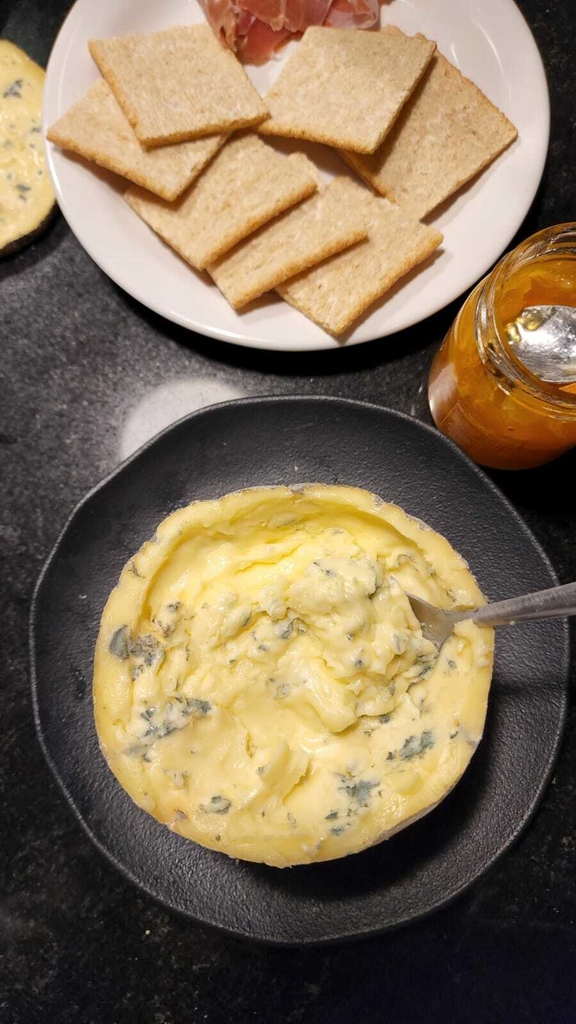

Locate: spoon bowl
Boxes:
[505,304,576,384]
[408,580,576,648]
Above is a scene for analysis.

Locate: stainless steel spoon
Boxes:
[505,304,576,384]
[407,581,576,647]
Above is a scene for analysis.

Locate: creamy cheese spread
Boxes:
[94,485,494,867]
[0,41,54,254]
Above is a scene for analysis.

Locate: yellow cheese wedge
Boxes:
[0,40,55,255]
[93,485,494,868]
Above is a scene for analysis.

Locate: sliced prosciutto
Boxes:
[198,0,286,62]
[324,0,380,29]
[237,0,333,34]
[197,0,241,51]
[238,19,292,63]
[199,0,382,64]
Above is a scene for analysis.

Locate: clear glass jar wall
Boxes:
[428,224,576,470]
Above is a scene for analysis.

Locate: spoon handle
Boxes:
[464,582,576,628]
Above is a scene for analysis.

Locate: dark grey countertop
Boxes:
[1,1,575,1021]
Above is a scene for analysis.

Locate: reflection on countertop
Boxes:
[119,377,244,460]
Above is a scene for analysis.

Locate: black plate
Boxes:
[30,397,569,945]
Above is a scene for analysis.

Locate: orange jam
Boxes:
[428,225,576,470]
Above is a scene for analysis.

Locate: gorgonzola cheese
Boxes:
[93,485,494,867]
[0,41,55,254]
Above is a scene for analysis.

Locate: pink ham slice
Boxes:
[324,0,380,28]
[197,0,241,50]
[237,0,333,34]
[199,0,382,64]
[198,0,287,62]
[238,19,292,63]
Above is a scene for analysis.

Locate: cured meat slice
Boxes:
[199,0,383,65]
[198,0,242,50]
[238,0,333,34]
[324,0,380,29]
[199,0,290,63]
[239,19,291,63]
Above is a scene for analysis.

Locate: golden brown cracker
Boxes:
[209,174,368,308]
[259,26,435,154]
[89,25,268,145]
[125,134,317,270]
[278,181,443,335]
[342,53,518,218]
[47,79,226,201]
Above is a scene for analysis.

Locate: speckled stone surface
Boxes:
[1,1,575,1021]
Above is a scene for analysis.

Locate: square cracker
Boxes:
[342,53,518,218]
[125,134,317,271]
[89,24,268,146]
[47,79,226,201]
[209,172,368,308]
[278,180,443,336]
[259,26,435,154]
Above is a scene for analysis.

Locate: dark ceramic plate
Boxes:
[30,397,569,945]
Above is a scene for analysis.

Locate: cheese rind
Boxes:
[93,485,494,867]
[0,40,55,255]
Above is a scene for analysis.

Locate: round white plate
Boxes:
[43,0,549,351]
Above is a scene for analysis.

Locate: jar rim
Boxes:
[476,223,576,413]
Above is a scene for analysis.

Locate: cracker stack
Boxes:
[342,53,518,218]
[125,135,318,270]
[89,25,268,144]
[48,79,226,201]
[279,181,443,335]
[209,170,369,308]
[259,26,436,154]
[47,21,519,338]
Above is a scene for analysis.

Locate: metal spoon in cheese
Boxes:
[93,484,494,868]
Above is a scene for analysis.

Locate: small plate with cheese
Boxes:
[30,397,569,944]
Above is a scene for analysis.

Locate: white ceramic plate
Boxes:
[43,0,549,351]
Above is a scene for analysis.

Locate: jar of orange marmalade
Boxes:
[428,224,576,470]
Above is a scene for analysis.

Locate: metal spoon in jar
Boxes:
[505,304,576,384]
[407,581,576,648]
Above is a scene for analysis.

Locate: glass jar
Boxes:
[428,224,576,470]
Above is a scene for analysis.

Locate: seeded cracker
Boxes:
[259,26,436,155]
[89,25,268,146]
[47,79,226,202]
[278,181,443,336]
[125,134,317,271]
[209,170,368,309]
[342,53,518,219]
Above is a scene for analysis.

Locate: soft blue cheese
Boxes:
[0,41,54,252]
[94,485,494,867]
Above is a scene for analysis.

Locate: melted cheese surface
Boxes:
[0,41,54,252]
[94,485,494,867]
